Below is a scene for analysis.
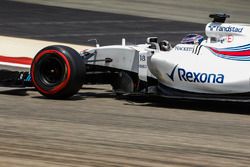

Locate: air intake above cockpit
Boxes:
[209,13,230,23]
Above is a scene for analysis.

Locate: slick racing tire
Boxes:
[31,45,85,99]
[112,71,135,95]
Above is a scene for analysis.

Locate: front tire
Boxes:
[31,45,85,99]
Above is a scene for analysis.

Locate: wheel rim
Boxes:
[39,55,66,87]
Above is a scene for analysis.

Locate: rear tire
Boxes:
[112,71,135,95]
[31,45,85,99]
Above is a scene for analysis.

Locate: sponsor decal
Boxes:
[227,35,233,43]
[18,72,24,80]
[139,53,148,82]
[208,25,243,33]
[167,64,178,81]
[175,46,194,52]
[18,72,31,82]
[167,65,224,84]
[139,64,147,68]
[192,45,202,55]
[25,73,32,82]
[208,44,250,61]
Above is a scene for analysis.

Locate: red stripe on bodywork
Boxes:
[0,55,32,65]
[210,48,250,56]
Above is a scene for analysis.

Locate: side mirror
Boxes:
[146,37,158,44]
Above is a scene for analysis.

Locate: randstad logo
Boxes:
[208,25,243,33]
[167,65,224,84]
[208,25,217,31]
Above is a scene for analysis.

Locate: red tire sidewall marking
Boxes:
[31,49,71,95]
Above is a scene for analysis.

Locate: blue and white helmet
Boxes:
[181,34,204,44]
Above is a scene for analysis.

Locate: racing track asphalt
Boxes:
[0,0,204,45]
[0,1,250,167]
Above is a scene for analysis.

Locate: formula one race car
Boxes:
[1,13,250,101]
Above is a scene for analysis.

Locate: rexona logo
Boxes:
[208,25,243,33]
[167,65,224,84]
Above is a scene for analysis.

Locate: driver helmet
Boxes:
[181,34,204,44]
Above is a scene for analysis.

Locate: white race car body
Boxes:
[85,19,250,98]
[1,14,250,100]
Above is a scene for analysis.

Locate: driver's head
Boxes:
[181,34,204,44]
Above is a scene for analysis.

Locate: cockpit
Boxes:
[146,13,250,51]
